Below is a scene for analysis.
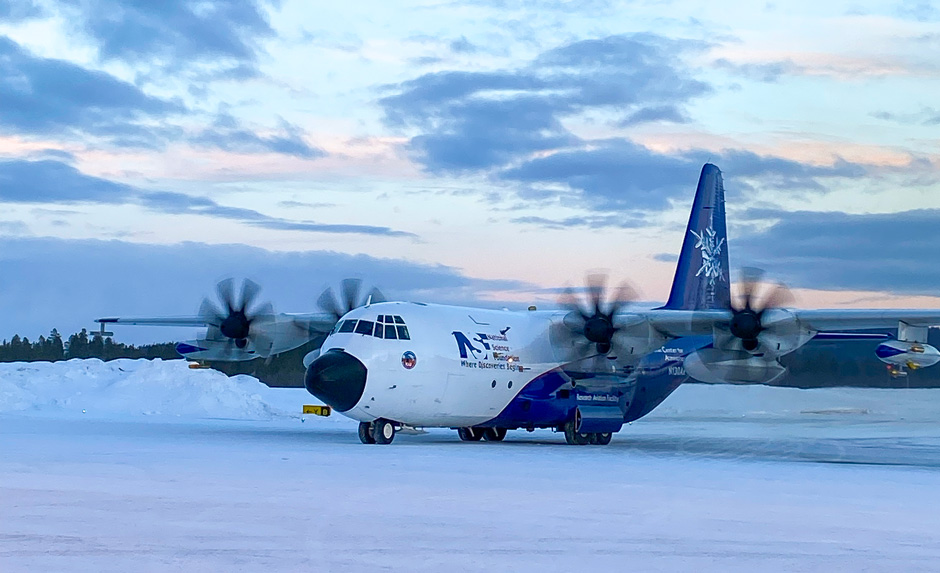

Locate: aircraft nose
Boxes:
[304,349,367,412]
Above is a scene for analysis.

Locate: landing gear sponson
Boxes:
[456,424,612,445]
[563,420,612,446]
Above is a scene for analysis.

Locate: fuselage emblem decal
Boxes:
[401,351,417,370]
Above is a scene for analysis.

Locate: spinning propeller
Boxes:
[559,274,637,355]
[317,278,386,323]
[722,267,795,352]
[199,278,275,357]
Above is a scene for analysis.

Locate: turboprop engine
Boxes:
[684,269,810,385]
[876,340,940,371]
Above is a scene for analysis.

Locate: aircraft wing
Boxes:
[282,313,341,336]
[787,309,940,331]
[97,313,340,333]
[637,308,940,338]
[96,316,209,327]
[639,310,730,337]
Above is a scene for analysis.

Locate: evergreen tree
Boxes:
[9,334,22,361]
[48,329,64,361]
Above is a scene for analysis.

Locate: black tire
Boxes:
[372,418,396,445]
[457,427,483,441]
[594,432,613,445]
[358,421,376,444]
[564,420,589,445]
[482,427,507,442]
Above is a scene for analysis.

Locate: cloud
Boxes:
[57,0,277,77]
[449,36,478,54]
[870,107,940,126]
[379,33,872,221]
[502,139,701,211]
[0,35,320,157]
[0,35,184,147]
[897,0,939,21]
[191,113,325,159]
[510,214,647,229]
[380,34,711,173]
[0,159,413,238]
[653,253,678,263]
[0,159,135,202]
[248,220,415,237]
[502,143,867,215]
[0,237,531,342]
[732,208,940,296]
[0,0,43,21]
[713,58,804,83]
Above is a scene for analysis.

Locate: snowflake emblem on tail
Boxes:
[691,225,725,284]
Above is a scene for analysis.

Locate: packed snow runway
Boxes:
[3,360,940,571]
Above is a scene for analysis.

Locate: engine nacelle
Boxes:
[875,340,940,370]
[684,348,787,385]
[174,339,257,362]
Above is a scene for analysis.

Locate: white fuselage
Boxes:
[320,301,570,427]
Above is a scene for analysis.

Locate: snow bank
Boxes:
[3,358,940,424]
[654,382,940,422]
[0,358,314,420]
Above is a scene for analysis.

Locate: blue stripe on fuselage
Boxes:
[483,336,713,429]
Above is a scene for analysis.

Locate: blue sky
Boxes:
[1,0,939,342]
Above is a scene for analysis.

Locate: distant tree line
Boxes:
[0,328,179,362]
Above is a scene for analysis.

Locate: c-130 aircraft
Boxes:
[98,164,940,445]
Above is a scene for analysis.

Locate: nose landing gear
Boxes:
[358,419,397,444]
[358,421,376,444]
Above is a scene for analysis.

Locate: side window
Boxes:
[397,325,410,340]
[338,320,357,333]
[355,320,374,335]
[374,323,384,338]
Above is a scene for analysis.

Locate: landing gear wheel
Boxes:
[564,420,590,445]
[457,427,483,441]
[482,427,507,442]
[372,418,396,445]
[590,432,613,445]
[358,421,376,444]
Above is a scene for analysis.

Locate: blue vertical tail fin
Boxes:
[660,163,730,311]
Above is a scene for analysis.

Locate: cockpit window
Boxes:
[338,314,410,340]
[355,320,374,335]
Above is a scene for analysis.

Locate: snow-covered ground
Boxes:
[2,360,940,571]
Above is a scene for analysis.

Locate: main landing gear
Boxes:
[563,420,612,446]
[359,419,397,445]
[457,427,507,442]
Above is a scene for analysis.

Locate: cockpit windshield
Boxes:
[332,315,410,340]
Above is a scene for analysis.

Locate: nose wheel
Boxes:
[358,421,376,444]
[371,418,396,444]
[358,419,397,444]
